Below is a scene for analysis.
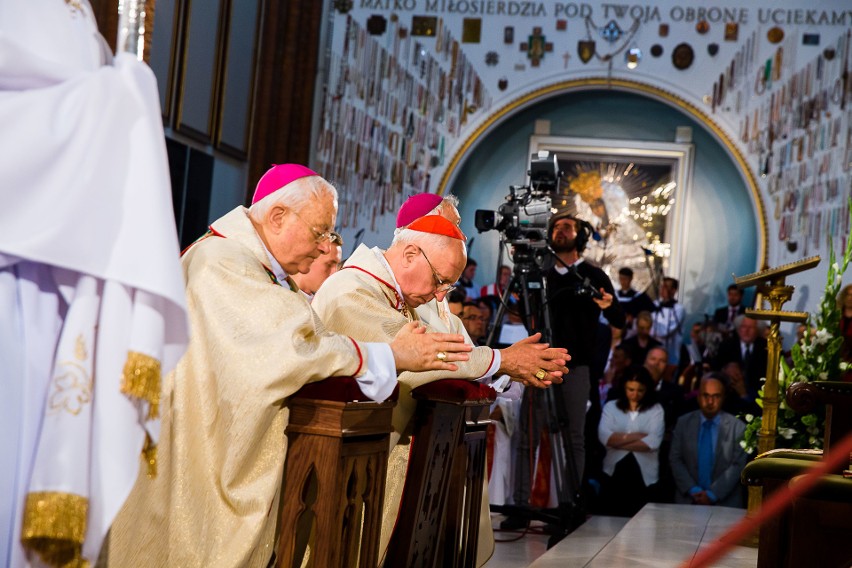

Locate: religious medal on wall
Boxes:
[672,43,694,70]
[767,27,784,44]
[578,40,595,63]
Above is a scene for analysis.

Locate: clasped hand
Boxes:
[499,332,570,389]
[390,321,472,372]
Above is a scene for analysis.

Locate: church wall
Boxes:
[450,89,757,329]
[315,0,852,343]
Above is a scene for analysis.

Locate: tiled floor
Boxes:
[484,504,758,568]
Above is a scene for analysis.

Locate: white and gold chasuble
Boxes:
[311,244,497,566]
[0,1,189,566]
[104,207,376,568]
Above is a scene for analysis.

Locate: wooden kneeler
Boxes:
[384,380,496,568]
[276,378,398,568]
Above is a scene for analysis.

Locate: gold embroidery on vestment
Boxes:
[120,350,161,420]
[21,491,89,568]
[48,335,92,416]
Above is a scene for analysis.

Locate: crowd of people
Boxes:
[449,221,789,522]
[468,249,852,527]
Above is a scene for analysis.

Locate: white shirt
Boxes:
[598,400,665,486]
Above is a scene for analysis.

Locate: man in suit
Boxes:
[713,284,746,337]
[713,315,767,405]
[670,374,748,507]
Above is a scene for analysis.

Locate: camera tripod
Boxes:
[486,254,586,547]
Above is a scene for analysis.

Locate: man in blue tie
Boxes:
[669,373,748,507]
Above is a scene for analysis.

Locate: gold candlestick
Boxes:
[733,256,820,529]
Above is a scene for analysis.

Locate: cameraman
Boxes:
[505,212,625,528]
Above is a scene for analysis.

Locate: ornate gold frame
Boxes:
[436,77,767,267]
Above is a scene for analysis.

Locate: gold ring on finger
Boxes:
[436,351,447,361]
[535,369,547,380]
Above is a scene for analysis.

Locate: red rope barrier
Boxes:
[681,431,852,568]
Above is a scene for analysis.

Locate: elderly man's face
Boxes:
[270,193,336,275]
[400,239,466,308]
[738,317,758,344]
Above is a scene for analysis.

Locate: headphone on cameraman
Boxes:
[548,213,595,253]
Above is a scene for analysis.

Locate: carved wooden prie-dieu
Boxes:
[277,378,397,568]
[384,379,496,568]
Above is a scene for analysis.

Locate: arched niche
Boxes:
[441,80,766,323]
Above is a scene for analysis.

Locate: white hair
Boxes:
[393,194,460,237]
[248,176,338,221]
[391,228,467,257]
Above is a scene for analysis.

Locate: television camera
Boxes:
[473,150,560,267]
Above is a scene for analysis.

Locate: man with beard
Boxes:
[504,212,624,530]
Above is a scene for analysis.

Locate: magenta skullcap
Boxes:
[396,193,444,228]
[251,164,320,204]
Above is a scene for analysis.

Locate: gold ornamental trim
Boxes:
[120,350,161,420]
[142,433,158,478]
[436,76,767,267]
[21,491,89,568]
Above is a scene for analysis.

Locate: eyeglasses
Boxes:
[419,248,456,294]
[290,209,335,244]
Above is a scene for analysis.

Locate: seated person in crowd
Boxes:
[720,362,762,417]
[457,257,479,299]
[597,366,665,517]
[677,321,712,392]
[291,231,342,301]
[447,287,466,317]
[477,298,494,338]
[619,310,661,368]
[713,284,746,337]
[104,165,473,567]
[712,315,767,404]
[670,374,748,508]
[602,344,633,404]
[461,301,488,345]
[644,345,685,503]
[615,266,655,330]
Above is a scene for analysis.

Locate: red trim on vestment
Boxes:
[180,226,225,257]
[342,265,403,309]
[478,349,496,380]
[347,337,364,377]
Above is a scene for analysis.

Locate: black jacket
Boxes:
[547,261,625,368]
